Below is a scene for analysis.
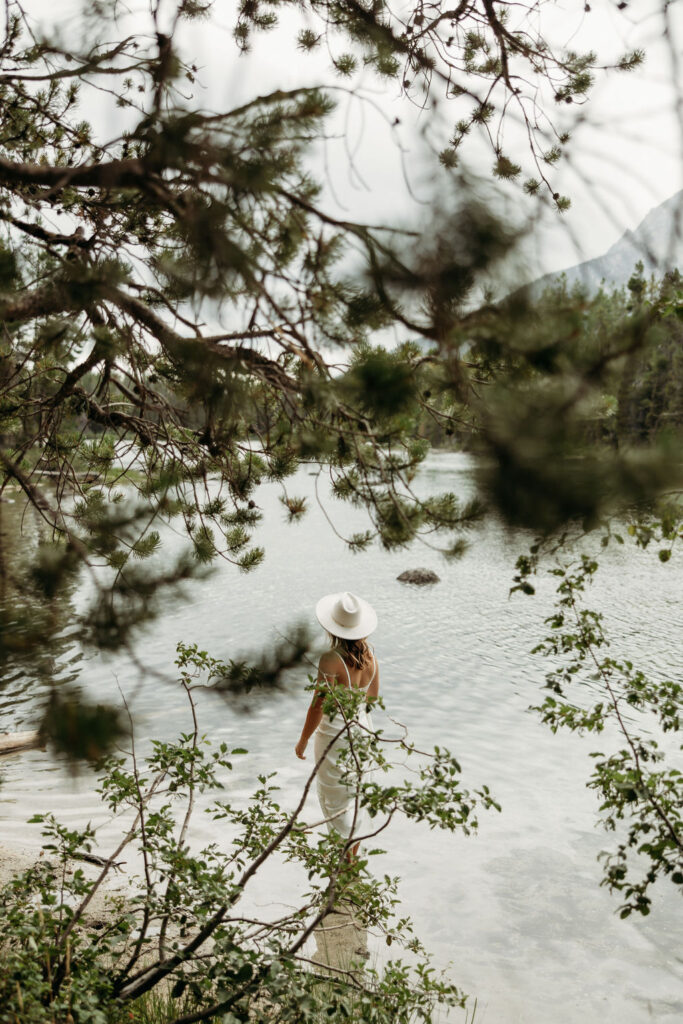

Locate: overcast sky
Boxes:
[22,0,683,282]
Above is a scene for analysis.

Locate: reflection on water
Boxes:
[0,491,83,721]
[1,453,682,1023]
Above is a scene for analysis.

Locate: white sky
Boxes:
[20,0,683,283]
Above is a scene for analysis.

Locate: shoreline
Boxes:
[0,839,129,925]
[0,839,369,983]
[0,839,41,885]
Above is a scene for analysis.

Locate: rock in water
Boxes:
[397,568,440,585]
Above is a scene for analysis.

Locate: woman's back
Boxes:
[320,648,376,692]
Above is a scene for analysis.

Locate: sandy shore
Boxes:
[0,841,367,970]
[0,839,129,924]
[0,839,43,885]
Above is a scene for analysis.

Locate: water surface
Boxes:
[1,452,681,1023]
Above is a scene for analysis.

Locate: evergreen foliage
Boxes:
[0,0,677,752]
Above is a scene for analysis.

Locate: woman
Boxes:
[295,591,379,856]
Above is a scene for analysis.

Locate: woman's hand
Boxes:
[295,738,307,760]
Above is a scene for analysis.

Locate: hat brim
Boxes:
[315,592,378,640]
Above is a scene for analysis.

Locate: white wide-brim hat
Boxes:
[316,591,377,640]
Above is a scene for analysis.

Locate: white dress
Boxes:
[313,652,376,839]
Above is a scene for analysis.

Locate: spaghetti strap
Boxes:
[329,649,375,690]
[330,649,352,686]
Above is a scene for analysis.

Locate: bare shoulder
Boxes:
[318,650,343,676]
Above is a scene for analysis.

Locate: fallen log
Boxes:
[0,731,44,756]
[72,852,125,871]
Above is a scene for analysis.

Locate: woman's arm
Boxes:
[366,660,380,702]
[294,697,323,760]
[294,654,337,760]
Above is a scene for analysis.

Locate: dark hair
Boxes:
[328,633,372,671]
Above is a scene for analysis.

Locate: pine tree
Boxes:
[0,1,665,750]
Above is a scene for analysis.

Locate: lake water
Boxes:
[1,452,681,1023]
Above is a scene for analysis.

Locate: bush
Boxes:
[0,642,498,1024]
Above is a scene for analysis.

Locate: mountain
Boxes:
[528,190,683,295]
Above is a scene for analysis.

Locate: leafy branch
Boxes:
[515,551,683,917]
[0,641,496,1022]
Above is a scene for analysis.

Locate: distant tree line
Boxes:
[419,263,683,450]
